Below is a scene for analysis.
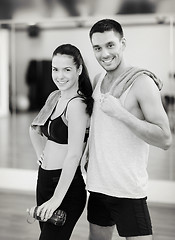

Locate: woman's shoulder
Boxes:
[69,96,86,106]
[67,96,86,113]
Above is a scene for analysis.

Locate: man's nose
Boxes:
[101,48,110,58]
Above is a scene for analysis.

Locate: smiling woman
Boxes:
[28,44,93,240]
[52,54,80,92]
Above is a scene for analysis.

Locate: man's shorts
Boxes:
[87,192,152,237]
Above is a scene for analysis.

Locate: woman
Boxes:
[28,44,93,240]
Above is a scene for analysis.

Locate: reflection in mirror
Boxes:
[0,5,175,240]
[0,16,175,182]
[0,26,10,169]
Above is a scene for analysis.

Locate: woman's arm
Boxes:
[37,99,88,220]
[29,126,47,160]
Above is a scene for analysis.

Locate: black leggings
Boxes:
[36,166,87,240]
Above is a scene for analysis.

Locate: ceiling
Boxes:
[0,0,175,21]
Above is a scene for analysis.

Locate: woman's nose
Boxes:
[57,70,64,79]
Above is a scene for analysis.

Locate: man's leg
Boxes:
[89,223,115,240]
[87,192,115,240]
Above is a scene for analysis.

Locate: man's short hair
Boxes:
[89,19,124,40]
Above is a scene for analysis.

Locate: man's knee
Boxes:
[88,223,114,240]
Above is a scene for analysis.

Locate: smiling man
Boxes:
[86,19,172,240]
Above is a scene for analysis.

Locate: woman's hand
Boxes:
[35,197,60,221]
[37,152,44,165]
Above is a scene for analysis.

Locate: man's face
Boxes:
[91,30,125,71]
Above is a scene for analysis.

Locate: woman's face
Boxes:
[52,54,81,91]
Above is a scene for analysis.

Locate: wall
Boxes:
[14,23,175,98]
[0,29,9,117]
[1,18,175,203]
[15,26,103,97]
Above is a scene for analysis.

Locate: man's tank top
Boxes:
[86,74,149,198]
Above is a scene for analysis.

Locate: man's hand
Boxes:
[100,93,125,120]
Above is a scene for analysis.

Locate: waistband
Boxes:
[38,165,81,177]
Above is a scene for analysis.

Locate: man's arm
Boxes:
[101,76,172,150]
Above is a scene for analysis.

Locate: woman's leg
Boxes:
[37,166,87,240]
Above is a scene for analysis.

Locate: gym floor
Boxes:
[0,112,175,240]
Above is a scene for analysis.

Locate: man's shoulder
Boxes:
[131,66,162,91]
[93,72,105,89]
[134,74,158,88]
[133,74,160,99]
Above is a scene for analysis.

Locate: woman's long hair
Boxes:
[53,44,93,116]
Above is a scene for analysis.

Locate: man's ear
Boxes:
[121,37,126,50]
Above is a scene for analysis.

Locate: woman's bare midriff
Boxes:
[42,140,68,170]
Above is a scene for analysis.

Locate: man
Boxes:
[86,19,172,240]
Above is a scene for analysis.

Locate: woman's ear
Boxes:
[78,65,83,75]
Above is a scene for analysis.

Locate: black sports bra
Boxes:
[41,96,89,144]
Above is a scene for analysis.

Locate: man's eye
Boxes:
[66,68,71,72]
[108,44,114,48]
[52,68,57,71]
[94,47,101,52]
